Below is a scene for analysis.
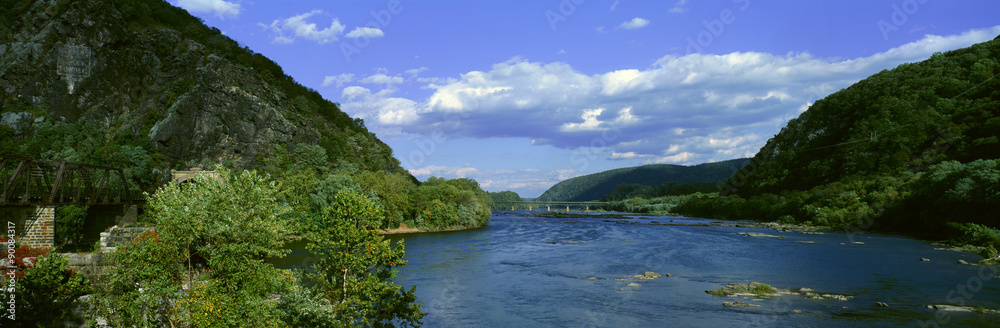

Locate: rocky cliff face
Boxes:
[0,0,390,170]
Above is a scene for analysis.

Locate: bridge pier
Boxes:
[23,206,55,249]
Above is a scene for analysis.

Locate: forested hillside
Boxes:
[0,0,403,179]
[536,159,750,202]
[677,34,1000,247]
[0,0,491,231]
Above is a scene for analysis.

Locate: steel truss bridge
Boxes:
[1,154,142,206]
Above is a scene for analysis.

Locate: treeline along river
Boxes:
[275,211,1000,327]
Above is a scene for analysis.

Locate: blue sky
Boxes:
[173,0,1000,197]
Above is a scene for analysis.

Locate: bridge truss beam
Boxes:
[1,154,141,206]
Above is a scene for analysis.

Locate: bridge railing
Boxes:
[0,154,143,206]
[491,201,609,210]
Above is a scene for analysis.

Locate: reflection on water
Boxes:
[276,212,1000,327]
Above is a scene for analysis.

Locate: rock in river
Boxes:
[737,232,780,238]
[723,301,761,308]
[635,271,668,280]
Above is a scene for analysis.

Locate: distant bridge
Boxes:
[492,201,609,211]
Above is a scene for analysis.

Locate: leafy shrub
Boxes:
[15,252,88,327]
[95,168,292,327]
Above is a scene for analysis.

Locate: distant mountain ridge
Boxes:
[536,158,751,202]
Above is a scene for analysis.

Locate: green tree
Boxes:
[306,190,424,327]
[352,171,415,229]
[310,173,362,210]
[411,177,491,229]
[96,168,293,327]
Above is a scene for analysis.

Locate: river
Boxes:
[279,211,1000,327]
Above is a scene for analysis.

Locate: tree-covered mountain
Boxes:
[0,0,404,177]
[677,34,1000,245]
[536,158,751,202]
[0,0,492,233]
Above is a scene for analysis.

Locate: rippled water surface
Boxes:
[282,211,1000,327]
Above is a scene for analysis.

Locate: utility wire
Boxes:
[794,124,905,153]
[786,69,998,154]
[951,70,1000,100]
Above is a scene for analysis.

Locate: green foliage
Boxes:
[310,173,362,209]
[352,170,416,229]
[275,280,340,328]
[274,168,322,233]
[55,205,88,248]
[601,182,721,202]
[16,253,88,327]
[107,0,406,173]
[97,231,185,326]
[894,159,1000,231]
[14,117,159,191]
[950,223,1000,255]
[488,190,522,203]
[537,159,750,202]
[724,36,1000,198]
[705,288,726,296]
[292,143,331,174]
[112,145,157,190]
[305,190,425,327]
[751,283,777,296]
[412,177,491,229]
[96,168,292,327]
[604,193,716,214]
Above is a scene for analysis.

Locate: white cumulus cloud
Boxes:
[266,10,344,44]
[322,73,354,87]
[405,67,429,77]
[668,0,689,14]
[618,17,650,30]
[338,26,1000,165]
[360,73,404,85]
[176,0,240,18]
[345,27,385,39]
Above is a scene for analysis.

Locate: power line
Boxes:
[786,68,998,154]
[951,70,1000,100]
[794,124,904,153]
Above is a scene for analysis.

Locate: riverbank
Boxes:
[379,222,486,235]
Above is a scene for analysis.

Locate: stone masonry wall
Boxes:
[23,206,55,249]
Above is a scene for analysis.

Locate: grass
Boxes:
[751,283,778,295]
[706,288,727,296]
[706,282,778,296]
